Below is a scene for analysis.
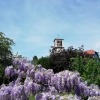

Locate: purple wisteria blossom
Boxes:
[5,66,17,78]
[0,58,99,100]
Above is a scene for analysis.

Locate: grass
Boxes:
[29,94,35,100]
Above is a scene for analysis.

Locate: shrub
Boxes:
[71,56,100,86]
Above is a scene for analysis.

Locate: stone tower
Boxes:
[50,38,64,54]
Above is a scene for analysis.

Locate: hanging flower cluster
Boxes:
[0,57,99,100]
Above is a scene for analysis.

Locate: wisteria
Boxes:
[0,57,100,100]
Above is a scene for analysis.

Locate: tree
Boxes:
[71,56,100,86]
[49,46,84,73]
[31,56,38,65]
[0,32,14,85]
[37,56,50,69]
[0,32,14,66]
[49,45,95,73]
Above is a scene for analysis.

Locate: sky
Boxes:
[0,0,100,59]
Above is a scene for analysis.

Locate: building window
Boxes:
[57,41,62,47]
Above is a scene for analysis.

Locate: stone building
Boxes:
[50,38,65,54]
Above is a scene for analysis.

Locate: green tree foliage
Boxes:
[0,64,5,84]
[0,32,14,85]
[71,56,100,86]
[31,56,38,65]
[49,46,84,73]
[0,32,14,66]
[37,56,50,69]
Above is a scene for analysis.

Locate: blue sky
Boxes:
[0,0,100,59]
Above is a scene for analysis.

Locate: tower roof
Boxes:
[53,38,64,42]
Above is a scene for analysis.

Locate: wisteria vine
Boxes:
[0,57,99,100]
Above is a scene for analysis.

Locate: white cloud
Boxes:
[24,35,50,48]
